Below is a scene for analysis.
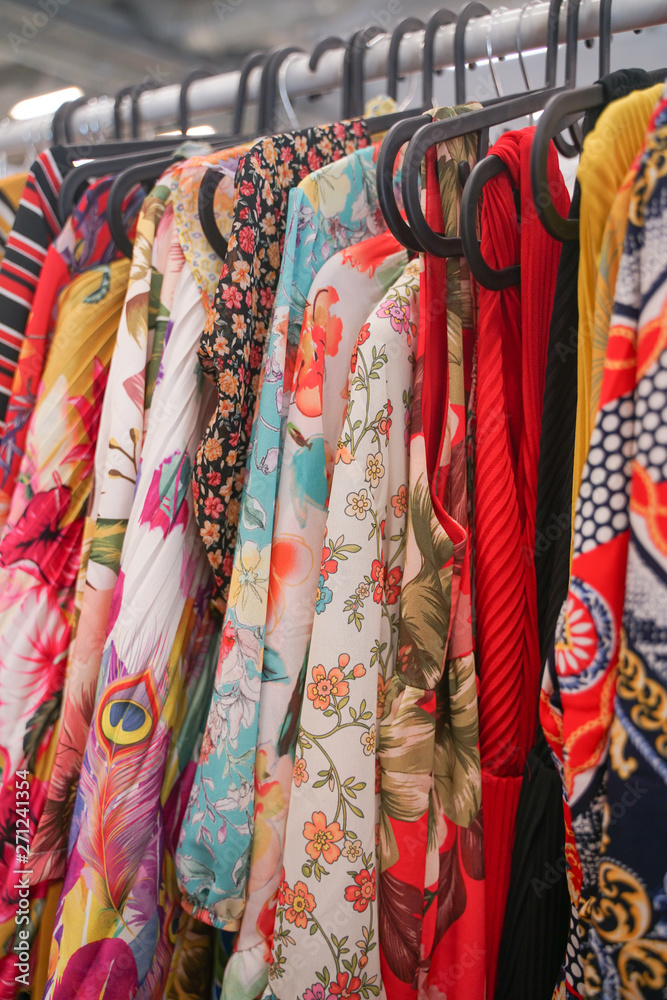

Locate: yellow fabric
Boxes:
[573,82,663,510]
[0,172,28,264]
[589,157,641,426]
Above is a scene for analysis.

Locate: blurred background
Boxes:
[0,0,665,167]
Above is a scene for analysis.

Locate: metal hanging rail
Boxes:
[0,0,665,155]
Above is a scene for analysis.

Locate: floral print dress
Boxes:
[0,259,130,1000]
[192,120,370,613]
[224,231,408,1000]
[178,142,396,931]
[265,257,419,1000]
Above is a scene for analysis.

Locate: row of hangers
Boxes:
[46,0,665,288]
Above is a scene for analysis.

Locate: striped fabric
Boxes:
[0,173,28,265]
[0,147,72,430]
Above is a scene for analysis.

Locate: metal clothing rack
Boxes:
[0,0,666,156]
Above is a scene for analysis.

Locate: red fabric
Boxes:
[473,127,569,996]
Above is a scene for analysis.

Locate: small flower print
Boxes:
[238,225,255,254]
[303,811,344,863]
[356,581,370,599]
[302,986,325,1000]
[222,285,242,310]
[307,663,349,711]
[343,868,376,913]
[261,212,276,235]
[283,880,316,929]
[293,757,309,787]
[294,135,308,156]
[378,399,393,437]
[342,839,363,862]
[361,726,376,756]
[370,558,402,604]
[231,314,246,337]
[329,971,362,999]
[214,335,230,356]
[219,371,239,395]
[345,489,371,520]
[365,452,385,489]
[315,574,333,614]
[378,298,410,335]
[231,260,251,288]
[384,566,402,604]
[239,179,254,196]
[204,496,223,518]
[278,876,289,905]
[203,307,219,336]
[203,437,222,462]
[201,520,220,547]
[319,545,337,581]
[353,663,366,678]
[391,484,408,517]
[206,470,221,488]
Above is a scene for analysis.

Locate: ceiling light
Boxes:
[9,87,84,121]
[156,125,215,138]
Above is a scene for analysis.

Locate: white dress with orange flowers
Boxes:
[222,231,407,1000]
[265,258,419,1000]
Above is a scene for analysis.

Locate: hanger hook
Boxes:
[599,0,612,77]
[113,84,134,140]
[544,0,562,87]
[233,51,266,136]
[387,17,424,101]
[454,3,491,105]
[516,0,540,92]
[423,9,456,107]
[278,52,301,130]
[130,80,160,139]
[179,69,213,136]
[258,46,304,132]
[348,25,384,118]
[486,7,508,98]
[308,37,345,107]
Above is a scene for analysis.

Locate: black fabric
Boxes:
[494,68,652,1000]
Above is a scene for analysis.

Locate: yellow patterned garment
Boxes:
[0,173,28,265]
[0,259,129,1000]
[572,82,663,512]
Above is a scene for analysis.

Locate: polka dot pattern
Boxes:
[634,360,667,479]
[574,392,634,555]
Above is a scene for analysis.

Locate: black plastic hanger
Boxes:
[402,86,566,255]
[107,154,180,257]
[388,17,424,101]
[460,153,521,288]
[114,84,134,140]
[423,9,457,107]
[599,0,613,77]
[557,0,584,155]
[530,67,667,242]
[130,80,160,138]
[455,3,490,104]
[308,36,345,109]
[348,26,384,118]
[179,68,214,135]
[258,45,304,132]
[198,166,229,259]
[233,51,266,135]
[57,142,186,224]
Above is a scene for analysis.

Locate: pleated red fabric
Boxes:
[473,127,569,996]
